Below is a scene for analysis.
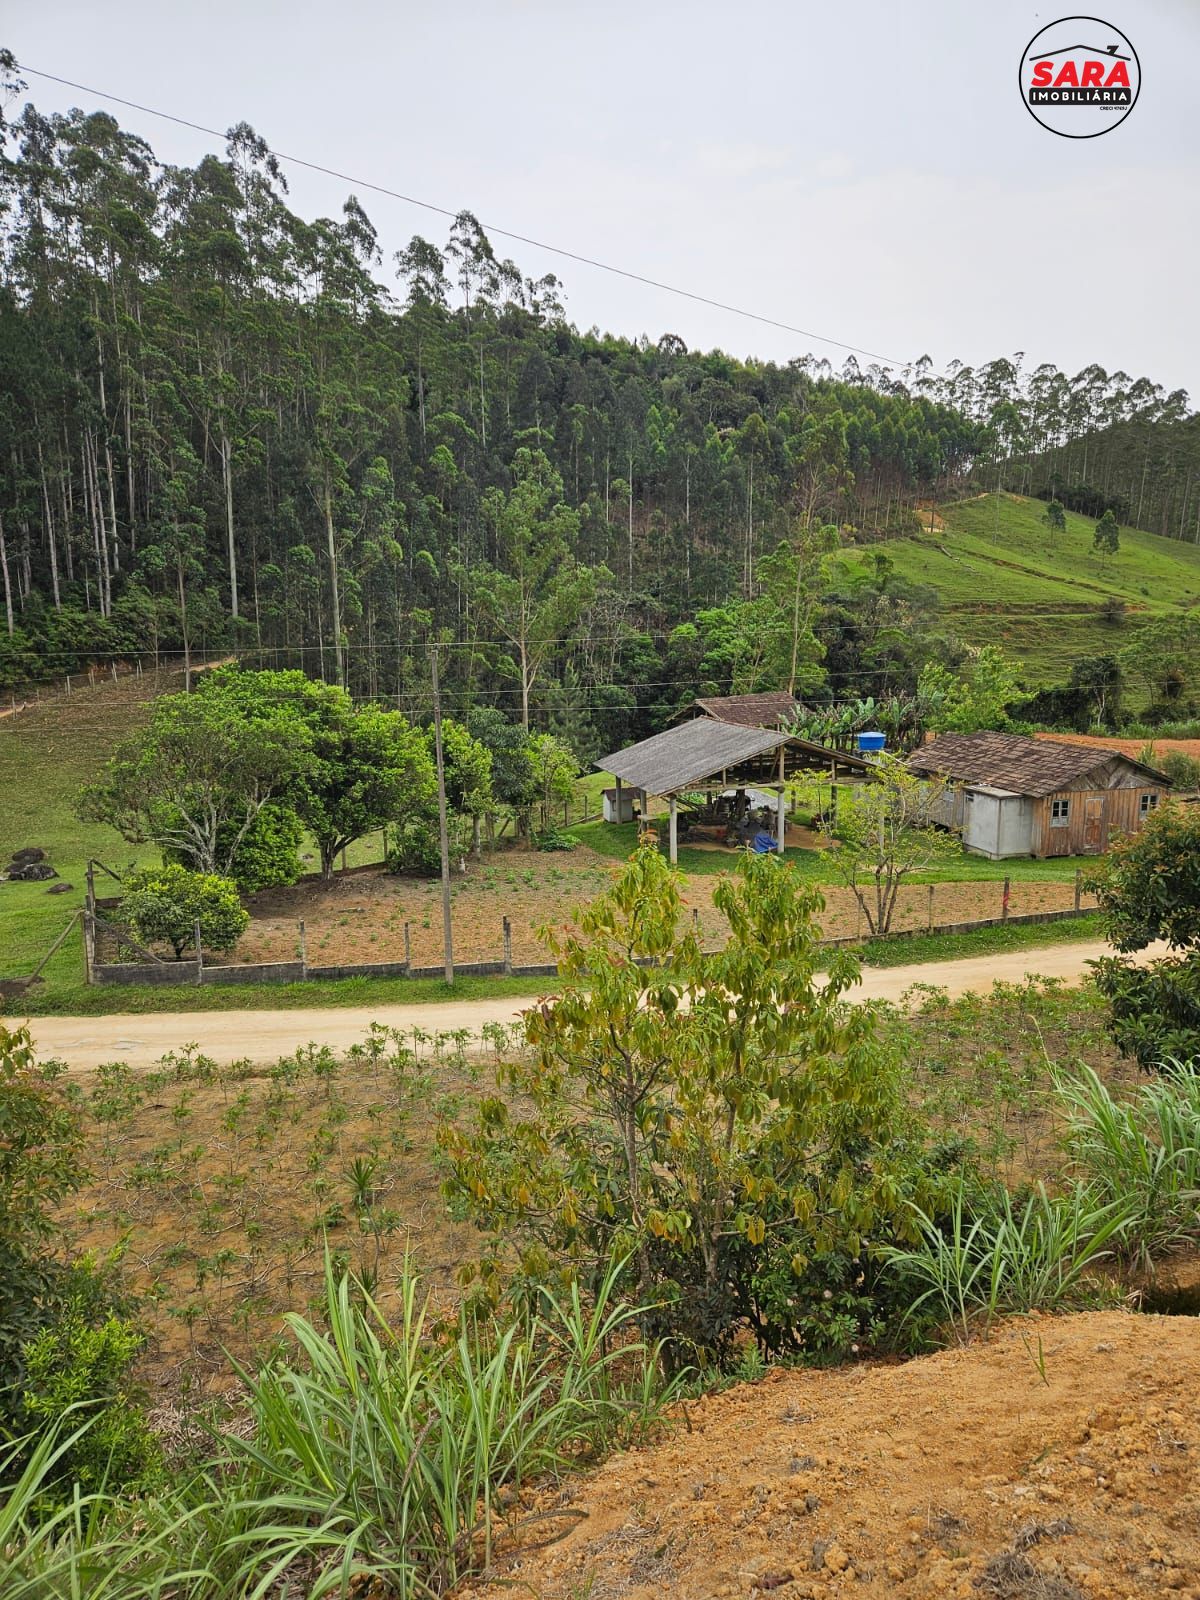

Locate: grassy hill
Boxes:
[883,492,1200,692]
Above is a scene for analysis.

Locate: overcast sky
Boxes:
[5,1,1198,395]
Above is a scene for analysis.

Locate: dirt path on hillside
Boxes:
[468,1309,1200,1600]
[22,939,1166,1072]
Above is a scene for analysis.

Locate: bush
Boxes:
[170,801,303,892]
[534,825,579,852]
[1161,749,1200,791]
[442,842,951,1369]
[384,815,442,876]
[19,1302,160,1499]
[120,864,248,960]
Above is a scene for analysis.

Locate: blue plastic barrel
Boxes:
[856,731,886,753]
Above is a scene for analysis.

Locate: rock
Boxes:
[46,881,73,895]
[10,847,46,863]
[6,861,57,882]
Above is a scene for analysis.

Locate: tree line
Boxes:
[1,55,1196,755]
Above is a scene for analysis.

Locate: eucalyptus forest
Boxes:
[2,58,1199,758]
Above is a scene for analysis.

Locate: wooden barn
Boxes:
[907,731,1171,859]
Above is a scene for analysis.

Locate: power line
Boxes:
[17,64,908,370]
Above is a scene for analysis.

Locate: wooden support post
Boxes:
[66,675,71,694]
[298,919,307,977]
[1074,868,1082,912]
[404,921,412,969]
[614,774,623,823]
[1001,876,1011,921]
[692,907,700,934]
[82,908,95,984]
[776,788,786,855]
[502,916,513,975]
[928,882,935,931]
[194,917,204,984]
[668,794,678,864]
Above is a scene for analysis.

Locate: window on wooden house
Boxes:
[1050,797,1071,827]
[1139,793,1159,818]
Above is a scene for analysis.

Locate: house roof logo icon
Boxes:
[1019,16,1140,139]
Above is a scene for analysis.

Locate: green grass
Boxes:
[857,911,1101,968]
[882,491,1200,691]
[572,818,1091,883]
[14,969,561,1017]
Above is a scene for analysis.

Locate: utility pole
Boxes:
[430,640,454,985]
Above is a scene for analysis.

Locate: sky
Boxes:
[4,0,1198,396]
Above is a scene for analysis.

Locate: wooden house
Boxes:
[907,732,1171,859]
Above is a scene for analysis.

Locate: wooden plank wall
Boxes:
[1031,786,1166,857]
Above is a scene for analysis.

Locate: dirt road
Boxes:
[22,938,1162,1072]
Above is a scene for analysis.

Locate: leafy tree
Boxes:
[121,863,249,959]
[471,449,601,726]
[1093,508,1120,556]
[1119,613,1200,708]
[466,707,539,836]
[529,733,579,834]
[821,755,959,936]
[441,842,939,1366]
[918,644,1029,734]
[292,701,435,881]
[1088,803,1200,1071]
[1042,498,1066,531]
[79,678,309,875]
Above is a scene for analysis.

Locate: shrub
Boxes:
[120,864,248,960]
[1160,749,1200,791]
[534,825,578,852]
[0,1026,86,1413]
[442,841,950,1369]
[19,1303,160,1498]
[172,801,303,892]
[384,815,442,876]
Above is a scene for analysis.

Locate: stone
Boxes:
[10,846,46,863]
[6,861,57,882]
[46,881,73,895]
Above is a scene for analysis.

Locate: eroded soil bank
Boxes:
[470,1310,1200,1600]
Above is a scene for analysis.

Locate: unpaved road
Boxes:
[21,938,1163,1072]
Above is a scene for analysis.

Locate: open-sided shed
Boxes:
[597,719,871,862]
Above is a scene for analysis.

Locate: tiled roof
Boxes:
[693,693,806,728]
[907,731,1169,797]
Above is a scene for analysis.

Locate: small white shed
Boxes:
[601,785,640,823]
[960,784,1035,860]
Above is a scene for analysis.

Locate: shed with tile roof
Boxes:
[907,731,1171,858]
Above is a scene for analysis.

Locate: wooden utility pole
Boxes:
[430,641,454,985]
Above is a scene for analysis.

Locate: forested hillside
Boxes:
[2,61,1198,751]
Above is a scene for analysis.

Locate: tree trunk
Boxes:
[0,511,14,637]
[221,427,239,618]
[323,467,346,687]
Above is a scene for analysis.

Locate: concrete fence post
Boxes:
[1074,868,1083,912]
[194,918,204,984]
[1001,877,1011,921]
[927,882,934,932]
[298,919,307,978]
[502,916,513,975]
[692,907,700,933]
[404,921,412,970]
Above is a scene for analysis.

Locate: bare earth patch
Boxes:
[470,1311,1200,1600]
[235,845,1090,970]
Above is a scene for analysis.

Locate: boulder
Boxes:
[46,881,74,895]
[6,862,57,882]
[10,847,46,864]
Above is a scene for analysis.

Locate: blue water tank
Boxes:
[856,731,886,753]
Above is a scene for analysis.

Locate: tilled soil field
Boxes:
[236,847,1094,969]
[470,1308,1200,1600]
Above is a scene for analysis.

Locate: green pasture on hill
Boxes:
[883,492,1200,691]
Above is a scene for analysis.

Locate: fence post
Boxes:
[1074,868,1082,912]
[66,675,71,695]
[298,919,307,979]
[927,882,934,932]
[82,908,95,985]
[1001,876,1011,921]
[194,918,204,984]
[502,916,513,975]
[404,921,412,970]
[692,907,700,935]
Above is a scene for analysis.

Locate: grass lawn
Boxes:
[857,911,1101,968]
[571,818,1093,884]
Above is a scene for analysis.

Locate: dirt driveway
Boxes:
[24,939,1164,1072]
